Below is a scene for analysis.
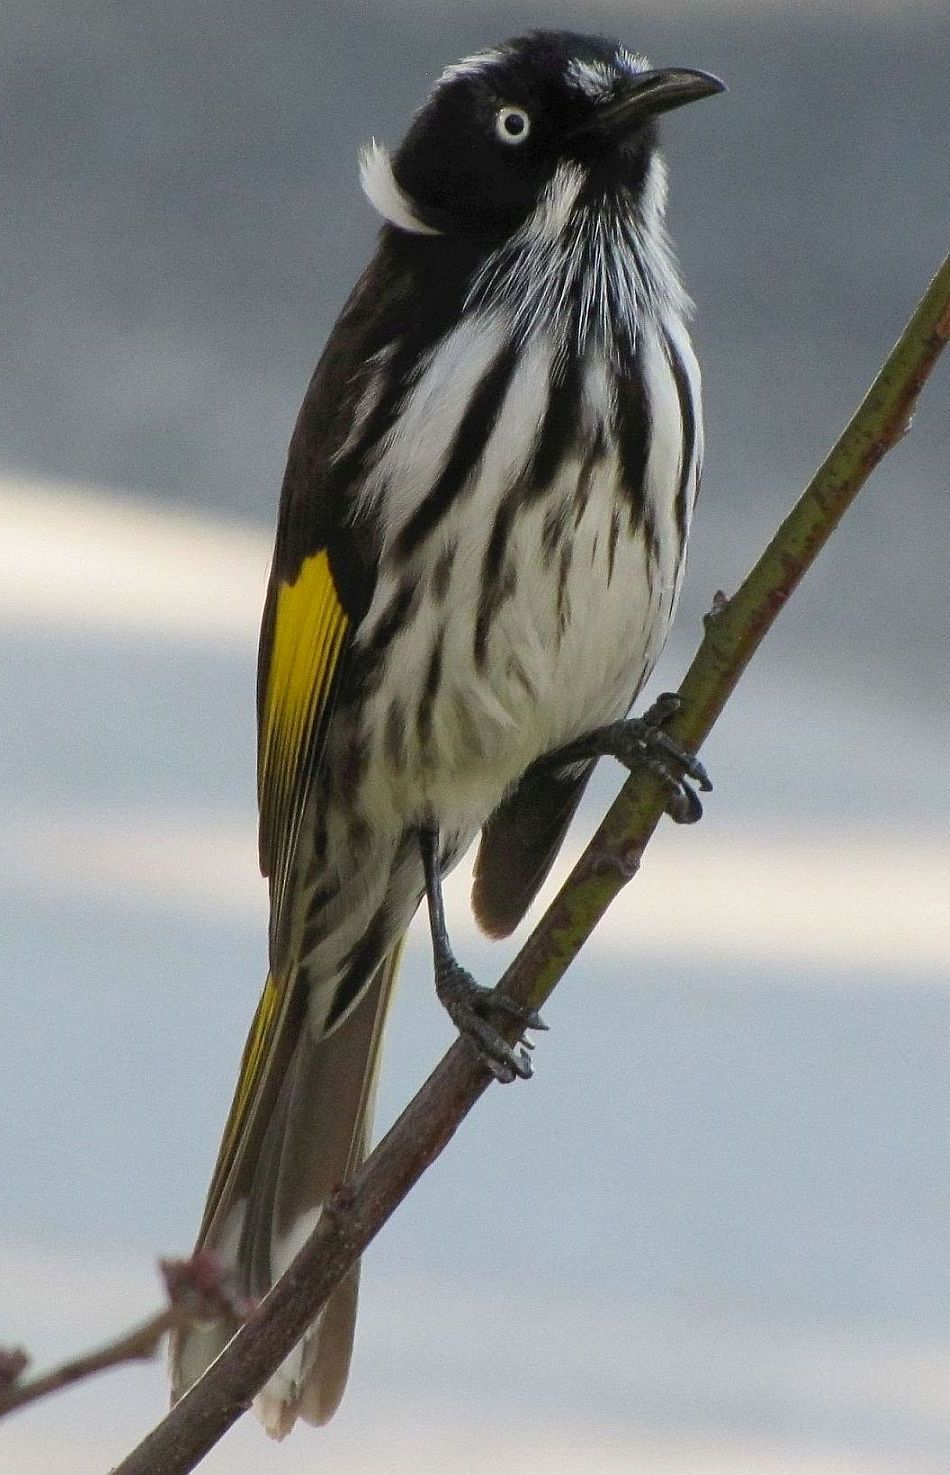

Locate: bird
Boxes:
[169,29,723,1437]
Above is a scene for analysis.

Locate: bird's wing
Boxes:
[472,761,594,938]
[199,552,355,1245]
[196,262,391,1240]
[194,550,354,1245]
[256,549,350,919]
[256,259,388,924]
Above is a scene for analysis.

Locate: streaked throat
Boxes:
[466,154,690,362]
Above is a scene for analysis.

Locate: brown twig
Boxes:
[0,1309,177,1420]
[0,1251,252,1423]
[109,253,949,1475]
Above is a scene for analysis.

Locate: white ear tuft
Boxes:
[616,47,652,77]
[358,140,441,236]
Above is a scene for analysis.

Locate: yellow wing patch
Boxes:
[199,552,348,1242]
[258,549,349,897]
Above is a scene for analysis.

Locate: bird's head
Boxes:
[360,31,725,242]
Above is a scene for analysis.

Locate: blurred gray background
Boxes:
[1,2,948,1471]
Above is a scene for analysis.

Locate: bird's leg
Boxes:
[534,692,712,824]
[418,826,546,1083]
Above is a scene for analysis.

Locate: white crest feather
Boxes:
[568,49,651,99]
[567,58,617,99]
[436,46,507,89]
[616,47,651,76]
[358,139,441,236]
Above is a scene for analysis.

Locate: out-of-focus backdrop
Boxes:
[1,2,948,1471]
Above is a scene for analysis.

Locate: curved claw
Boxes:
[643,691,682,725]
[665,780,704,825]
[489,993,548,1031]
[651,731,712,793]
[436,965,545,1084]
[458,1009,533,1082]
[640,692,712,794]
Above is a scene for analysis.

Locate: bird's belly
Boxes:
[358,460,678,843]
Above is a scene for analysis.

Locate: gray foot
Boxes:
[436,961,547,1084]
[539,693,711,824]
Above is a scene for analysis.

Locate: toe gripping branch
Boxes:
[415,695,707,1081]
[418,828,547,1084]
[534,692,712,824]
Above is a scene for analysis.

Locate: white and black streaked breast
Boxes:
[343,151,704,846]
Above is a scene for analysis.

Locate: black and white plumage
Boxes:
[170,30,723,1436]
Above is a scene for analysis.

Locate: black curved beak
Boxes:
[570,67,726,140]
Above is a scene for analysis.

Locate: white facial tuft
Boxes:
[567,48,651,100]
[640,151,669,234]
[616,47,651,76]
[436,46,507,89]
[358,139,441,236]
[567,58,617,99]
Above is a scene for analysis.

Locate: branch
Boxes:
[112,254,949,1475]
[0,1312,176,1421]
[0,1253,251,1422]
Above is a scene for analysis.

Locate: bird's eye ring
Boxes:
[495,106,531,145]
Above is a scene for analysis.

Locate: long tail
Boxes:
[169,939,404,1436]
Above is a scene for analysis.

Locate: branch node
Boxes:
[0,1348,30,1390]
[703,588,730,630]
[937,298,950,339]
[160,1252,255,1324]
[325,1182,358,1221]
[589,843,643,881]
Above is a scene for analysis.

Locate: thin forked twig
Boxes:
[0,1251,252,1423]
[0,1309,177,1420]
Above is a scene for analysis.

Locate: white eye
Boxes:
[495,105,531,145]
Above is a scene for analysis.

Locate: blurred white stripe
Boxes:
[3,475,946,976]
[1,1242,947,1475]
[6,1420,938,1475]
[0,475,269,642]
[1,807,947,976]
[4,1413,941,1475]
